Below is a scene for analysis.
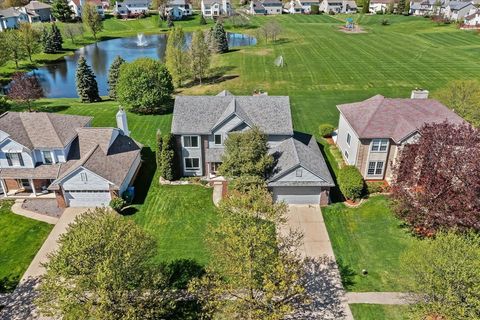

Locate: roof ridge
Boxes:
[45,113,65,147]
[359,95,384,136]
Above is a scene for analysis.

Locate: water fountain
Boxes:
[136,33,148,47]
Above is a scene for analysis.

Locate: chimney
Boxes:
[116,107,130,137]
[410,89,429,99]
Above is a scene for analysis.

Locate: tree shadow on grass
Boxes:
[0,277,40,319]
[336,258,356,290]
[131,147,156,205]
[182,66,237,88]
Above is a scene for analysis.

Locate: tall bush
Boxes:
[338,165,364,200]
[159,133,176,180]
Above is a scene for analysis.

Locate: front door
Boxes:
[19,179,32,191]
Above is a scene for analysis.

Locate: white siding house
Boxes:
[201,0,232,18]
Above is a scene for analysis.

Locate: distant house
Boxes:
[114,0,151,17]
[69,0,105,18]
[0,7,29,31]
[21,1,52,22]
[164,0,192,19]
[443,1,474,20]
[283,0,304,13]
[464,8,480,26]
[335,90,465,182]
[319,0,357,13]
[410,0,444,16]
[249,0,282,14]
[369,0,395,13]
[201,0,232,18]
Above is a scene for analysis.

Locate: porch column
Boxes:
[0,179,7,197]
[29,179,37,197]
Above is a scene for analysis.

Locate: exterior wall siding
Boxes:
[0,139,35,168]
[61,168,111,191]
[274,165,325,183]
[179,134,203,176]
[119,153,141,194]
[336,113,360,166]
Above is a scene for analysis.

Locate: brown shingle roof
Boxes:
[337,95,465,143]
[24,1,52,9]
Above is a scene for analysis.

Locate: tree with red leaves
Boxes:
[391,122,480,236]
[7,72,44,112]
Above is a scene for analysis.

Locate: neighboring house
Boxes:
[164,0,192,19]
[410,0,444,16]
[201,0,232,18]
[369,0,395,13]
[283,0,304,13]
[464,8,480,25]
[249,0,282,14]
[319,0,357,13]
[443,1,474,20]
[299,0,321,12]
[171,90,335,205]
[335,90,464,182]
[0,7,28,31]
[21,1,52,22]
[0,109,142,208]
[114,0,151,17]
[69,0,105,18]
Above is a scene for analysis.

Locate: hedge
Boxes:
[338,165,364,200]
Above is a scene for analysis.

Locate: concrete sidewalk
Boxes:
[347,292,411,305]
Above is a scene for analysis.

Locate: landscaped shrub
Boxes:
[319,123,335,137]
[158,133,176,180]
[366,181,389,194]
[109,197,126,213]
[381,18,389,25]
[338,166,364,201]
[0,96,10,113]
[311,4,319,14]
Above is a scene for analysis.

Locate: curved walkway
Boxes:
[11,200,58,225]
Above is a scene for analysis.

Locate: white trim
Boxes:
[51,166,115,187]
[370,138,389,152]
[182,135,200,149]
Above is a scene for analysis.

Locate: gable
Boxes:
[273,165,327,183]
[212,114,249,135]
[60,167,112,190]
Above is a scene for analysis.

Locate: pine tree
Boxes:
[362,0,370,13]
[210,21,228,54]
[75,56,100,102]
[199,14,207,25]
[167,14,174,28]
[156,129,163,169]
[51,24,63,51]
[51,0,73,22]
[107,55,125,100]
[397,0,406,13]
[41,28,56,54]
[189,30,210,84]
[159,134,175,180]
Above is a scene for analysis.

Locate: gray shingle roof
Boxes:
[0,7,24,18]
[24,1,52,9]
[447,1,472,10]
[337,95,465,143]
[172,93,293,135]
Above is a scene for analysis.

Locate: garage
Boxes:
[271,186,322,205]
[64,190,111,207]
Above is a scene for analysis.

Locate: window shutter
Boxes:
[18,153,24,166]
[6,154,12,166]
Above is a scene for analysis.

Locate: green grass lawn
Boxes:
[323,196,418,292]
[350,304,409,320]
[0,200,53,292]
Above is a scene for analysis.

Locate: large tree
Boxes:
[116,58,174,114]
[209,21,228,53]
[82,2,103,39]
[189,29,210,84]
[19,23,41,62]
[51,0,73,22]
[3,30,26,69]
[62,23,84,45]
[7,72,44,111]
[107,55,125,100]
[401,231,480,319]
[165,27,189,87]
[397,0,405,13]
[75,56,101,102]
[391,122,480,236]
[36,208,175,319]
[218,127,274,179]
[435,80,480,127]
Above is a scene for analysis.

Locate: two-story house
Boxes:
[249,0,283,15]
[410,0,445,16]
[164,0,192,19]
[201,0,232,18]
[335,90,465,182]
[171,90,334,205]
[114,0,151,17]
[21,1,53,22]
[0,109,141,208]
[319,0,357,13]
[0,8,29,31]
[443,1,474,20]
[69,0,105,18]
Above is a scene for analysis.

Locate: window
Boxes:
[344,150,349,159]
[371,139,388,152]
[183,136,199,148]
[211,162,221,173]
[6,153,24,167]
[80,172,88,182]
[346,133,351,146]
[214,134,222,145]
[367,161,384,176]
[42,151,53,164]
[185,158,200,170]
[296,168,303,177]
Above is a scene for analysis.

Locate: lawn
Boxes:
[350,304,409,320]
[322,196,418,292]
[0,200,53,292]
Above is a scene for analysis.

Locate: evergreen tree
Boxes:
[51,24,63,51]
[75,56,100,102]
[362,0,370,13]
[199,14,207,25]
[165,27,188,87]
[156,129,163,169]
[42,27,56,54]
[210,21,228,54]
[397,0,406,13]
[404,0,410,14]
[51,0,73,22]
[167,14,174,28]
[189,30,210,84]
[159,133,175,180]
[107,55,125,100]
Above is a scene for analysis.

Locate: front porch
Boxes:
[0,178,56,199]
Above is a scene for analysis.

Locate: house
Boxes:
[164,0,192,19]
[319,0,357,13]
[21,1,52,22]
[69,0,105,18]
[464,8,480,25]
[335,90,465,182]
[369,0,396,13]
[0,109,142,208]
[201,0,232,18]
[443,1,474,20]
[0,7,29,31]
[249,0,282,15]
[410,0,444,16]
[283,0,304,13]
[171,90,335,205]
[114,0,151,17]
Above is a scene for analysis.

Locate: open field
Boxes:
[350,303,409,320]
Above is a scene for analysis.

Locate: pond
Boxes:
[32,33,256,98]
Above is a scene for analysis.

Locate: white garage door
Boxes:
[272,186,321,205]
[65,190,111,207]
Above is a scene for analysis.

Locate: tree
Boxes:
[165,27,188,87]
[387,0,394,14]
[159,133,176,180]
[156,129,163,168]
[107,55,125,100]
[19,23,41,62]
[82,2,103,40]
[116,58,174,114]
[218,127,274,179]
[263,20,282,43]
[210,21,228,53]
[167,13,174,28]
[75,56,101,102]
[63,23,84,44]
[391,122,480,236]
[199,14,207,25]
[7,72,44,111]
[41,27,56,54]
[435,80,480,127]
[3,30,26,69]
[51,23,63,52]
[362,0,370,13]
[51,0,73,22]
[0,33,8,66]
[397,0,405,13]
[189,29,210,84]
[401,231,480,319]
[338,166,364,201]
[36,208,175,319]
[404,0,410,14]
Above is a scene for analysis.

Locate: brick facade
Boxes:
[55,189,67,208]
